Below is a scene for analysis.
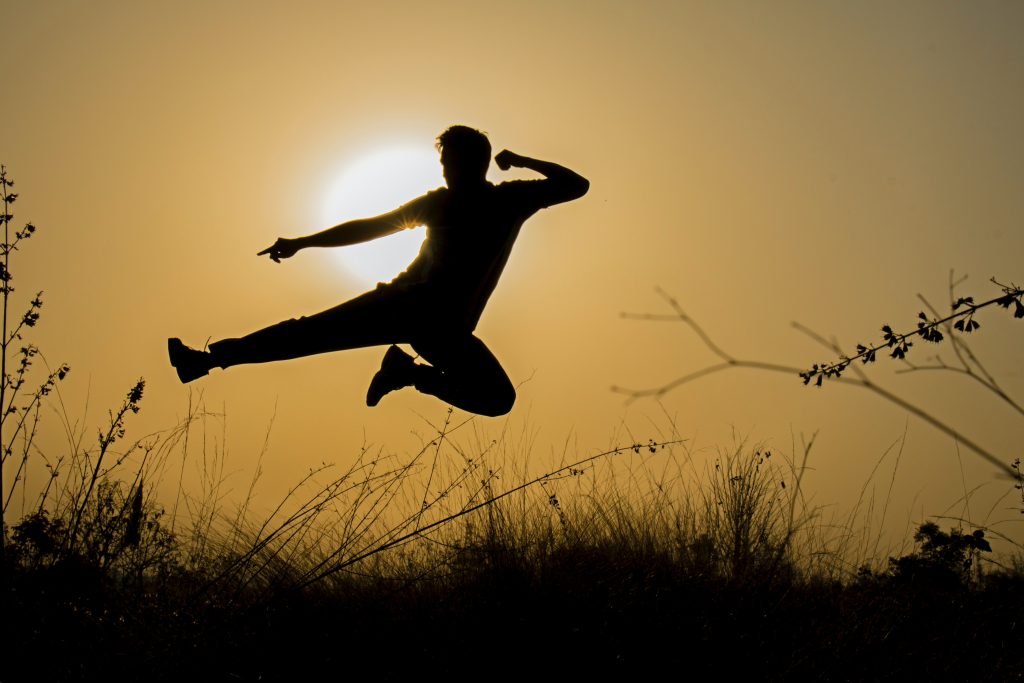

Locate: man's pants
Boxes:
[208,284,515,416]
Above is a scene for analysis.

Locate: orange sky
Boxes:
[3,1,1022,553]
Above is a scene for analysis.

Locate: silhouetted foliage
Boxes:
[1,166,71,557]
[801,277,1023,386]
[3,395,1022,681]
[1,168,160,581]
[887,521,992,588]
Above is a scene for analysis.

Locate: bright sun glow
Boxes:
[321,145,442,286]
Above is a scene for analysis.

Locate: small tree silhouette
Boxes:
[888,521,992,587]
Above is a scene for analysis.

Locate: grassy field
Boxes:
[3,402,1022,682]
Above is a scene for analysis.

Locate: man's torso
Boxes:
[389,181,556,328]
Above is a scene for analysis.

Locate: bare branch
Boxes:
[617,288,1018,478]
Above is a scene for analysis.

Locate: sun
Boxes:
[321,145,442,286]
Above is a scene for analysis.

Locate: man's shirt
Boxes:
[387,179,568,330]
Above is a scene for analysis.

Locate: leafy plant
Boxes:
[1,168,164,579]
[887,521,992,587]
[1,165,71,556]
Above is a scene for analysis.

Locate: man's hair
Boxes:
[436,125,491,176]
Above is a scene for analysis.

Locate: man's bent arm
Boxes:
[495,150,590,202]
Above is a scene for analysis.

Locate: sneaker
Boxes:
[167,338,211,383]
[366,345,416,407]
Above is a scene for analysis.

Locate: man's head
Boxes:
[436,125,491,188]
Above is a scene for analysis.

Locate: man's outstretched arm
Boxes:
[258,203,423,263]
[495,150,590,203]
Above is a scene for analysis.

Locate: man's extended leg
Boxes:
[169,284,424,381]
[366,335,515,417]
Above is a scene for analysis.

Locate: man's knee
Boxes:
[478,381,515,417]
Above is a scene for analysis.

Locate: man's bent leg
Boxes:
[408,335,515,417]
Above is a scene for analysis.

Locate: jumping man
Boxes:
[167,125,589,416]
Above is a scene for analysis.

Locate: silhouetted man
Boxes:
[168,125,589,416]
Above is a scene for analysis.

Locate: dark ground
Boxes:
[4,548,1022,682]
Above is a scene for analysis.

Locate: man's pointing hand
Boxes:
[257,237,300,263]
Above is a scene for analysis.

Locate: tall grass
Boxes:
[3,386,838,592]
[3,371,1021,682]
[6,396,1021,680]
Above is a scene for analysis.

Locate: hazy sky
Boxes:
[3,1,1022,551]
